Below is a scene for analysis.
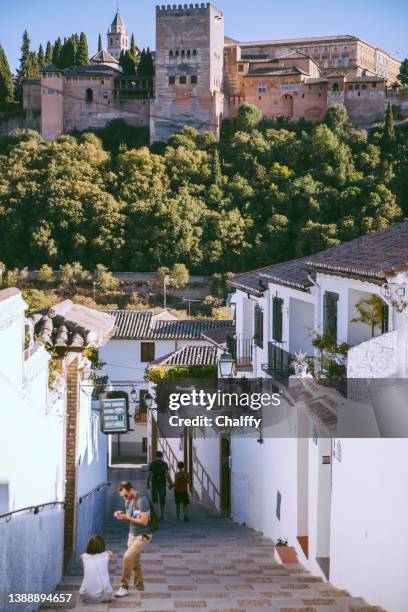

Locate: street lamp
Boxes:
[130,386,138,404]
[144,394,154,409]
[218,352,235,378]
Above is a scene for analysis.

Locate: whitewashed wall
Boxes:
[330,439,408,612]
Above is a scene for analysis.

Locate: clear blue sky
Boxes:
[1,0,407,72]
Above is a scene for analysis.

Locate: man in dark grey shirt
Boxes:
[114,481,152,597]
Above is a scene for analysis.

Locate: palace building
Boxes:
[22,4,406,143]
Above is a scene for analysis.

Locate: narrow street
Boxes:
[50,466,382,612]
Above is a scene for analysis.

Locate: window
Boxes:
[181,50,185,57]
[259,83,267,93]
[179,75,187,84]
[254,305,264,348]
[323,292,338,344]
[333,56,339,67]
[192,49,197,56]
[187,49,191,57]
[169,76,175,85]
[272,297,283,343]
[372,82,377,88]
[169,50,173,57]
[85,88,93,104]
[332,82,339,92]
[191,75,198,84]
[343,56,349,67]
[362,84,366,89]
[355,84,360,90]
[348,84,353,90]
[141,342,155,363]
[175,50,179,57]
[238,64,244,72]
[110,38,113,45]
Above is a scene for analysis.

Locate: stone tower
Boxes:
[107,10,129,60]
[151,3,224,142]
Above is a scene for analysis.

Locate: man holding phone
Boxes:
[114,481,152,598]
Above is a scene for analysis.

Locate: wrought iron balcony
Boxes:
[226,335,253,371]
[262,342,294,383]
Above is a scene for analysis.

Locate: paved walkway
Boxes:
[53,466,383,612]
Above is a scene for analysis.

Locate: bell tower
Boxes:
[107,10,129,60]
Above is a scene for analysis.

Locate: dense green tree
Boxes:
[45,41,53,65]
[382,103,396,154]
[26,52,40,79]
[52,38,62,66]
[235,104,262,131]
[130,34,137,60]
[15,30,31,99]
[59,38,76,69]
[0,44,14,104]
[37,44,45,68]
[119,50,136,75]
[397,58,408,86]
[137,48,154,77]
[77,32,89,65]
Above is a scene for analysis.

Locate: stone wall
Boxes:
[75,486,108,564]
[0,507,64,612]
[347,331,398,379]
[0,115,41,137]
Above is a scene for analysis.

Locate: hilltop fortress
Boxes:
[23,4,406,142]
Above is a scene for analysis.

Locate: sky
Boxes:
[0,0,407,72]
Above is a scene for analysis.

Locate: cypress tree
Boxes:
[0,44,14,104]
[382,102,396,154]
[52,38,62,66]
[146,47,154,76]
[45,41,53,65]
[71,34,78,64]
[212,150,223,187]
[38,44,45,68]
[59,38,76,69]
[98,33,102,53]
[15,30,31,100]
[26,51,40,79]
[137,48,146,76]
[77,32,89,65]
[130,33,137,60]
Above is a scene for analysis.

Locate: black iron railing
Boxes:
[263,342,294,383]
[227,335,253,370]
[78,481,110,505]
[0,501,65,523]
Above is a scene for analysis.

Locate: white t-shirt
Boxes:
[79,551,113,603]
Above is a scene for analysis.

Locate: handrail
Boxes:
[157,428,179,479]
[0,501,65,523]
[78,481,110,505]
[192,455,220,511]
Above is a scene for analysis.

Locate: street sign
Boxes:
[100,393,129,434]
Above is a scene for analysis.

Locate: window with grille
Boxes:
[323,292,338,343]
[169,76,175,85]
[254,305,264,348]
[179,75,187,84]
[191,75,198,84]
[141,342,155,363]
[272,297,283,343]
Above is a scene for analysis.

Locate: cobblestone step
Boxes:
[43,466,384,612]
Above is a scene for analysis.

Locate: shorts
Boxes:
[151,482,166,505]
[175,491,189,505]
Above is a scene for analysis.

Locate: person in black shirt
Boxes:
[147,451,172,520]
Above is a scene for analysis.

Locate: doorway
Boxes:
[220,436,231,516]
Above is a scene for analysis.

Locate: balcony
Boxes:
[263,342,294,384]
[226,335,253,371]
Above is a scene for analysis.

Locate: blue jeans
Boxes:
[151,483,166,506]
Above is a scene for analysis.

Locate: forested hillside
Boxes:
[0,104,406,273]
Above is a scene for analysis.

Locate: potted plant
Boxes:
[291,351,309,377]
[274,538,299,564]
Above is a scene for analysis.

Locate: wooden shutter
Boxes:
[323,292,338,343]
[254,305,264,348]
[272,298,283,343]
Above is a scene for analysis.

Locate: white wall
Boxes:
[330,439,408,612]
[0,291,65,511]
[289,298,315,355]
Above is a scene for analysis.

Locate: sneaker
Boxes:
[115,587,129,598]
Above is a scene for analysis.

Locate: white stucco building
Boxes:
[100,310,233,462]
[156,221,408,612]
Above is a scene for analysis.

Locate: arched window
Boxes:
[110,38,113,46]
[332,82,339,92]
[85,88,93,104]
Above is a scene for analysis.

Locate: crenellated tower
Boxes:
[151,3,224,142]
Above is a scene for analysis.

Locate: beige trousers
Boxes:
[121,533,151,589]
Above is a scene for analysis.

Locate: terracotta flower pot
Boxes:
[274,545,299,564]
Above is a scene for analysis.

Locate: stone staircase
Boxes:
[43,466,385,612]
